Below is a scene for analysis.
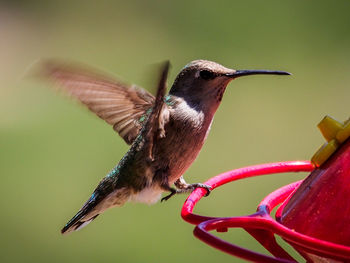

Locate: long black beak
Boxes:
[226,69,291,78]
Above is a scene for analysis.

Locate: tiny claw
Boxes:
[161,188,176,202]
[161,194,172,202]
[204,188,211,197]
[201,184,212,197]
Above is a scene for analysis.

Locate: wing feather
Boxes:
[38,60,155,144]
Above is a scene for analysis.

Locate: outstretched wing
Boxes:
[38,60,155,144]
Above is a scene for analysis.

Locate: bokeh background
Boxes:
[1,0,350,262]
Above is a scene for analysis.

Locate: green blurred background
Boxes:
[1,0,350,262]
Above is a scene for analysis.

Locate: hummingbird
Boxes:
[39,59,290,234]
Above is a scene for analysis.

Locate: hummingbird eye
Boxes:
[199,70,216,80]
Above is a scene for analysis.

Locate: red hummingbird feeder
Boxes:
[181,115,350,262]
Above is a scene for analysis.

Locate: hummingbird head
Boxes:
[170,60,290,113]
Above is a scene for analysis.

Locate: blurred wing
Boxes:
[39,60,155,144]
[143,61,170,161]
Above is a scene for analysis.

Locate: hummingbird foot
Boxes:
[174,176,211,196]
[176,183,212,196]
[161,179,212,202]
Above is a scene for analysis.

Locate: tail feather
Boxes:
[61,193,100,234]
[61,178,127,234]
[61,213,99,234]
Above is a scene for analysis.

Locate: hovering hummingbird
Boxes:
[39,59,290,234]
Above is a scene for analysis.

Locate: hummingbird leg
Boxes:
[174,176,212,197]
[156,166,178,202]
[159,176,212,202]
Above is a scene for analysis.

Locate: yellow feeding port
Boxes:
[311,115,350,167]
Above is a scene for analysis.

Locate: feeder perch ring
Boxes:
[181,161,350,262]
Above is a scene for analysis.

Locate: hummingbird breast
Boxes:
[153,100,213,184]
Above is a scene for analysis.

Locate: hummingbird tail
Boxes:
[61,183,130,234]
[61,212,100,234]
[61,193,101,234]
